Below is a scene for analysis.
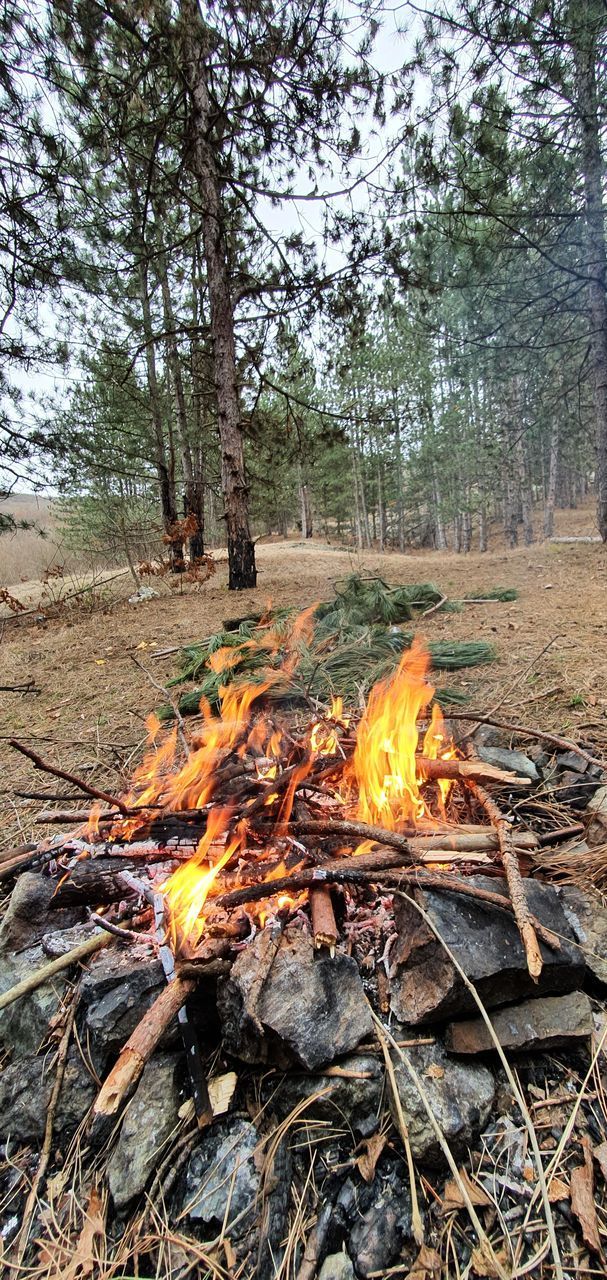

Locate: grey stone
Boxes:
[266,1054,383,1137]
[107,1054,182,1208]
[219,927,373,1070]
[559,886,607,985]
[389,1040,495,1167]
[347,1174,412,1277]
[446,991,593,1055]
[0,943,70,1057]
[477,746,539,782]
[0,1048,95,1141]
[0,872,84,951]
[319,1253,355,1280]
[390,875,584,1025]
[184,1117,260,1237]
[79,945,165,1070]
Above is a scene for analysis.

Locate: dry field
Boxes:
[1,500,606,852]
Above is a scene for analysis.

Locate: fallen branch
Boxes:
[0,932,109,1012]
[9,738,131,815]
[419,756,530,786]
[446,712,604,770]
[89,974,196,1140]
[467,775,543,981]
[285,818,538,855]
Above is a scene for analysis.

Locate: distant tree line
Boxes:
[0,1,606,577]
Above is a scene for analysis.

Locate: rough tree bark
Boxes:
[573,3,607,540]
[158,253,204,563]
[179,0,256,588]
[543,422,559,538]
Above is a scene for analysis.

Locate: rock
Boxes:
[389,1040,495,1167]
[129,585,158,603]
[390,875,584,1025]
[347,1166,412,1276]
[477,746,539,782]
[184,1117,260,1237]
[0,1048,95,1142]
[78,945,165,1070]
[0,944,68,1057]
[555,769,596,808]
[319,1252,355,1280]
[219,927,373,1070]
[559,886,607,985]
[107,1054,182,1208]
[0,873,84,951]
[265,1054,383,1138]
[446,991,593,1055]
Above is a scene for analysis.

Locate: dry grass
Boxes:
[0,495,102,586]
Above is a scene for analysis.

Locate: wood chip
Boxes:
[208,1071,238,1117]
[547,1175,570,1203]
[570,1136,605,1259]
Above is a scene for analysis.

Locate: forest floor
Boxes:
[1,501,606,852]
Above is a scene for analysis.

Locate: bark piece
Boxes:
[445,991,593,1055]
[390,876,583,1026]
[571,1136,604,1259]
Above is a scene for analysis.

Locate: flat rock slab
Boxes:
[477,747,539,782]
[184,1116,261,1236]
[219,926,373,1069]
[0,1048,95,1142]
[558,886,607,985]
[389,1040,495,1167]
[107,1053,182,1208]
[446,991,593,1055]
[390,875,584,1025]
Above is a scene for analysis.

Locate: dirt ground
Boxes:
[2,505,606,853]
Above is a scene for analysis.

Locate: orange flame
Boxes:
[162,807,239,947]
[351,638,453,829]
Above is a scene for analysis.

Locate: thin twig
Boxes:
[9,737,131,815]
[0,932,109,1012]
[457,635,562,741]
[446,711,604,769]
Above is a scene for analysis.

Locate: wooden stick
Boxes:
[89,975,195,1140]
[285,818,538,855]
[0,932,109,1012]
[9,738,131,815]
[13,999,78,1263]
[209,863,561,950]
[445,712,605,770]
[310,884,338,955]
[467,776,544,981]
[418,756,530,786]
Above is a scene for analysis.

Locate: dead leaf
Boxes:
[471,1244,508,1277]
[593,1140,607,1182]
[548,1175,570,1203]
[355,1132,387,1183]
[571,1136,604,1258]
[441,1168,493,1214]
[209,1071,238,1117]
[223,1239,237,1270]
[425,1063,445,1080]
[405,1244,441,1279]
[523,1162,535,1183]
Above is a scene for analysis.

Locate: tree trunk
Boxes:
[543,423,559,538]
[158,254,205,565]
[573,5,607,540]
[137,261,183,572]
[180,0,256,588]
[515,431,534,545]
[479,504,488,552]
[299,475,313,538]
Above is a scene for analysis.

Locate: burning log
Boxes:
[310,884,338,954]
[286,818,539,855]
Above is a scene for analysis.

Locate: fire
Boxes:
[351,638,453,829]
[98,609,456,952]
